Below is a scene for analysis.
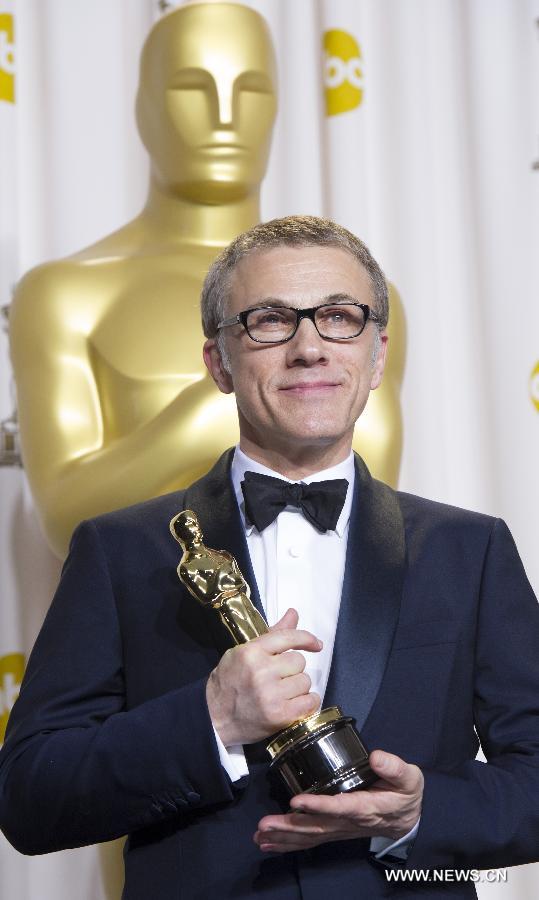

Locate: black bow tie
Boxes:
[241,471,349,533]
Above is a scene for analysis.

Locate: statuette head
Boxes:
[170,509,203,549]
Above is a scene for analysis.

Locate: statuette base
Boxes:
[267,706,377,796]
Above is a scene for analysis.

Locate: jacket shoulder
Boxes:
[67,492,188,566]
[394,488,496,529]
[91,491,187,533]
[391,487,502,565]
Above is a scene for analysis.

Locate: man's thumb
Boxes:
[270,607,299,631]
[369,750,420,792]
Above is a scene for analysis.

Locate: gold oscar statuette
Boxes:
[170,509,377,797]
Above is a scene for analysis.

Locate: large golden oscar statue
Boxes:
[9,1,404,563]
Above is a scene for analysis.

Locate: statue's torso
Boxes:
[69,249,217,439]
[179,547,248,606]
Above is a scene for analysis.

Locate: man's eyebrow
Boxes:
[241,298,289,310]
[320,293,361,305]
[241,293,361,310]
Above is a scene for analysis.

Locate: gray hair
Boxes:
[200,216,389,372]
[200,215,389,349]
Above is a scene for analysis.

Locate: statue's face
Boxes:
[174,511,203,547]
[136,4,277,202]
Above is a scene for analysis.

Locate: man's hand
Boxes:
[206,608,322,746]
[254,750,423,853]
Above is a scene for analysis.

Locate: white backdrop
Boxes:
[1,1,538,898]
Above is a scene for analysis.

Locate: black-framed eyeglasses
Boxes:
[216,302,379,344]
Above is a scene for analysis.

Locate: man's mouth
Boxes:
[279,381,341,395]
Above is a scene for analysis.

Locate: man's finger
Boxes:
[274,650,307,678]
[368,750,421,791]
[270,607,299,632]
[289,790,361,818]
[278,672,311,699]
[260,628,323,655]
[257,813,324,836]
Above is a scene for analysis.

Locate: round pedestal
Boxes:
[267,706,377,796]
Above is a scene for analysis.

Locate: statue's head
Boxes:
[136,2,277,203]
[171,509,203,549]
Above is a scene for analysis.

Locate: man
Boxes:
[1,216,538,899]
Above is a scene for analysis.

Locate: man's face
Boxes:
[203,245,387,463]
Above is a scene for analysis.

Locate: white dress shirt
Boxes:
[232,445,354,703]
[212,446,418,860]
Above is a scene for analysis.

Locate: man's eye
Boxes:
[319,307,354,324]
[254,310,290,326]
[261,312,286,323]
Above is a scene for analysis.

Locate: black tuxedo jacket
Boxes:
[1,451,539,899]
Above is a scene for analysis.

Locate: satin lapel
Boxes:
[182,449,266,655]
[323,456,405,733]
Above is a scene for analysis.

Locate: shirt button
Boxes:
[288,546,301,558]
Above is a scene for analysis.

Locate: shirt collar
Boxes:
[230,445,355,538]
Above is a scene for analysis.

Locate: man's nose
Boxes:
[285,317,328,366]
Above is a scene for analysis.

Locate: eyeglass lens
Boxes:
[245,304,367,342]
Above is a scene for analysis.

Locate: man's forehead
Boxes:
[227,245,372,308]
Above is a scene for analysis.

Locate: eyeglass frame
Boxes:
[216,301,381,344]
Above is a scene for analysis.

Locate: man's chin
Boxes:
[274,423,352,450]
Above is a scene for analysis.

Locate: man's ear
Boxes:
[203,339,234,394]
[370,331,388,391]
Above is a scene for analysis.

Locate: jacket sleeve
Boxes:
[408,518,539,870]
[0,519,235,855]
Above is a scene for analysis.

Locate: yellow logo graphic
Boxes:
[0,653,25,742]
[530,361,539,412]
[323,29,363,117]
[0,13,15,104]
